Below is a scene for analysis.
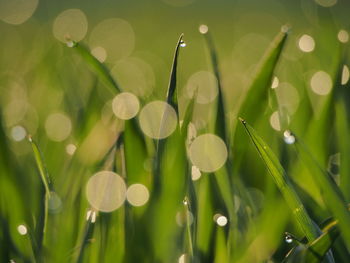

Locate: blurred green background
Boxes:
[1,0,350,262]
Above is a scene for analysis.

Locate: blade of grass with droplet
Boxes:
[239,118,319,242]
[284,217,340,263]
[293,134,350,250]
[153,34,184,193]
[69,42,121,94]
[166,34,183,112]
[28,137,52,251]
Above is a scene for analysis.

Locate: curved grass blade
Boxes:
[166,34,183,112]
[68,41,121,94]
[154,34,185,190]
[284,217,340,263]
[28,136,52,250]
[335,91,350,201]
[239,118,318,242]
[202,28,239,254]
[292,133,350,250]
[233,28,289,156]
[202,30,227,140]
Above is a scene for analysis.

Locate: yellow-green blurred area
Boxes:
[2,0,350,262]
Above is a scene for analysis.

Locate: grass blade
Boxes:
[239,118,319,241]
[293,133,350,250]
[68,41,121,94]
[28,136,52,251]
[233,28,288,157]
[166,34,183,112]
[202,30,227,140]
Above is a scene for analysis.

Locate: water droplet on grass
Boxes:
[283,130,295,144]
[285,233,293,243]
[180,40,186,47]
[17,225,27,235]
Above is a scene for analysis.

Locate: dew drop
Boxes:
[180,40,186,47]
[17,225,27,235]
[283,130,295,145]
[285,234,293,243]
[66,40,75,48]
[183,197,189,206]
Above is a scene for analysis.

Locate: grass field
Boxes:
[1,0,350,262]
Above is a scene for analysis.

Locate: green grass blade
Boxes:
[284,217,340,263]
[239,118,319,241]
[335,93,350,201]
[69,41,121,94]
[293,134,350,250]
[203,31,227,140]
[233,28,288,155]
[166,34,183,113]
[28,136,52,251]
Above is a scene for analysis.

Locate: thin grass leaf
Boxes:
[335,92,350,201]
[233,28,289,156]
[28,136,52,252]
[239,118,319,241]
[293,133,350,250]
[69,41,121,94]
[202,29,238,254]
[202,30,227,140]
[284,217,340,263]
[74,210,96,263]
[166,34,183,112]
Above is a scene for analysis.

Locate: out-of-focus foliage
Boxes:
[1,0,350,262]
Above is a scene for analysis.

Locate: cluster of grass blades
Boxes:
[1,22,350,263]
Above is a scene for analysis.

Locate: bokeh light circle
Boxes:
[269,111,281,131]
[186,71,218,104]
[310,71,332,95]
[126,184,149,207]
[0,0,39,25]
[275,82,300,115]
[314,0,337,7]
[342,65,350,85]
[91,46,107,63]
[45,113,72,142]
[112,92,140,120]
[298,34,315,53]
[338,30,349,43]
[86,171,126,212]
[189,134,228,172]
[139,101,178,139]
[53,9,88,43]
[89,18,135,62]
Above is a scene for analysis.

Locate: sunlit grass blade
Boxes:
[335,94,350,201]
[195,175,214,260]
[69,41,121,94]
[233,27,289,155]
[28,136,52,251]
[166,33,183,112]
[74,210,96,263]
[239,118,319,241]
[284,218,339,263]
[202,30,227,140]
[292,133,350,250]
[213,227,228,263]
[202,28,238,255]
